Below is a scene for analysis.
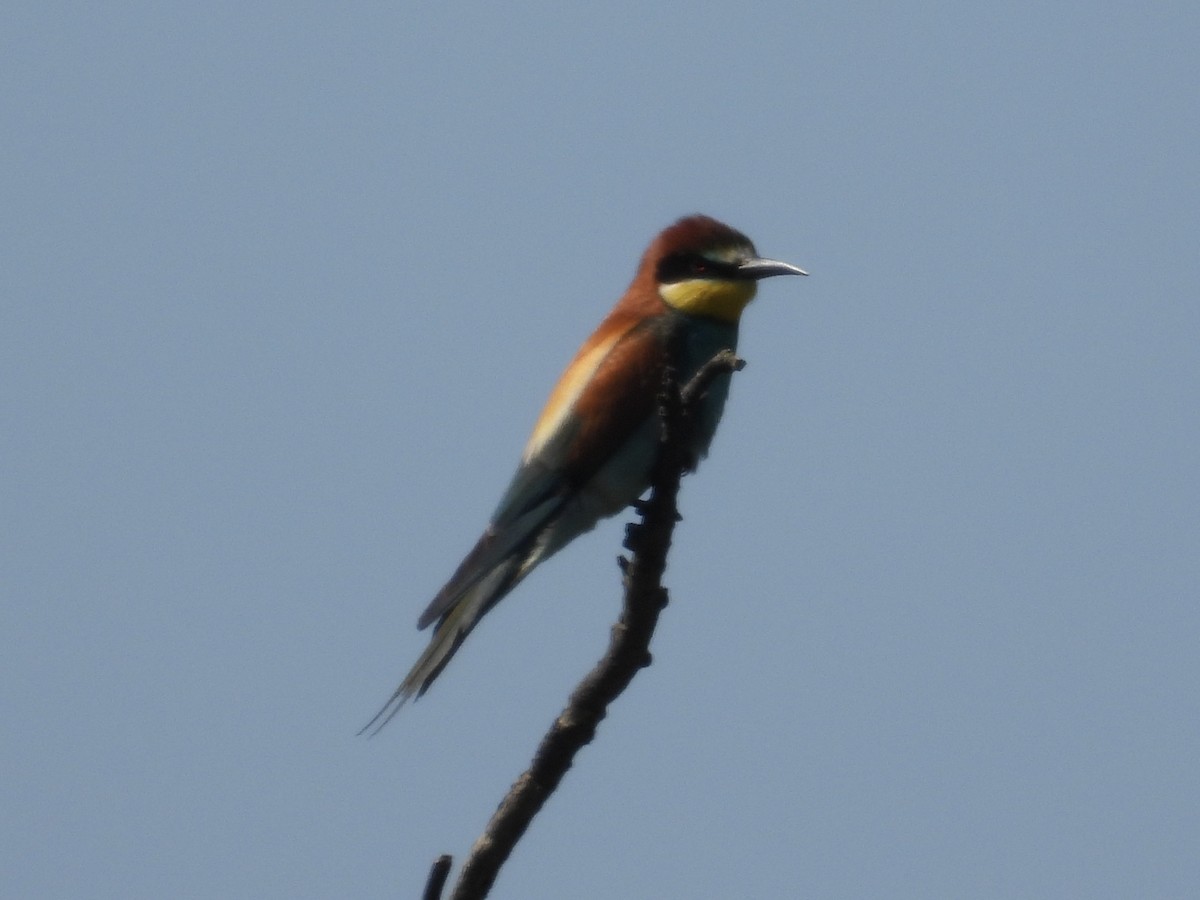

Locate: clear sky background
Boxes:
[4,3,1197,898]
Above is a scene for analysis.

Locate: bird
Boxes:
[363,214,806,733]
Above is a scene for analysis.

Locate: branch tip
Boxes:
[423,855,453,900]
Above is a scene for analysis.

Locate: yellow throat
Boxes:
[658,278,757,323]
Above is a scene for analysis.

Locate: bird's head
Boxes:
[645,215,807,324]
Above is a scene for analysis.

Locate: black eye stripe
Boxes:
[656,252,741,284]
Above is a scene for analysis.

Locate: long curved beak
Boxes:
[737,256,809,279]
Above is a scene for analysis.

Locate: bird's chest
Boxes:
[670,318,739,454]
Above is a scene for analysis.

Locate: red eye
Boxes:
[691,258,708,274]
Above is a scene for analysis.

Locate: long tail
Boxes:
[359,562,519,736]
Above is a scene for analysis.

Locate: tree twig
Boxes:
[422,855,453,900]
[427,349,745,900]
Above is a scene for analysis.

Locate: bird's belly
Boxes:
[526,418,657,570]
[581,418,660,517]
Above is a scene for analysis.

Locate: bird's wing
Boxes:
[415,312,669,629]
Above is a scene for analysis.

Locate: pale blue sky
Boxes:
[3,3,1198,898]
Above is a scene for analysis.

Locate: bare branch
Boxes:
[435,349,744,900]
[422,855,453,900]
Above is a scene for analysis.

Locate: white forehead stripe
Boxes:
[703,244,752,264]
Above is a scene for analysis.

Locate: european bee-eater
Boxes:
[364,214,805,732]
